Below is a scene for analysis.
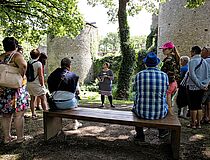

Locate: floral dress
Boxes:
[0,54,30,114]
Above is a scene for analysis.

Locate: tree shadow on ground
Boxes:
[0,108,210,160]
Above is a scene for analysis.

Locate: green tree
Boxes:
[130,35,147,51]
[99,32,120,55]
[186,0,206,8]
[87,0,160,99]
[88,0,206,99]
[0,0,84,44]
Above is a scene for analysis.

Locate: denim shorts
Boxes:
[55,98,78,110]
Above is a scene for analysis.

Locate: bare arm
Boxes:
[37,66,44,86]
[14,53,27,77]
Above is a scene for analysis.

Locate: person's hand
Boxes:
[203,86,208,91]
[76,90,80,95]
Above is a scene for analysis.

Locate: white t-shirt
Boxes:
[28,59,42,83]
[27,59,46,96]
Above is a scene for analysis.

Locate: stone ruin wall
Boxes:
[47,25,99,84]
[158,0,210,60]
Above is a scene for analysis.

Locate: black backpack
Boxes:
[26,61,38,82]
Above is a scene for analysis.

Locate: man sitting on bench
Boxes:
[47,57,82,130]
[132,52,169,141]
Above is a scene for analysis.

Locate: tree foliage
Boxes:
[0,0,84,44]
[87,0,207,99]
[186,0,206,8]
[87,0,161,99]
[99,32,120,54]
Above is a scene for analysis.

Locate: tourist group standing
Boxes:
[0,36,209,144]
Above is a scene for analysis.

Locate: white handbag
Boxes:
[0,52,23,89]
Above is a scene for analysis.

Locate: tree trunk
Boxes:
[115,0,135,99]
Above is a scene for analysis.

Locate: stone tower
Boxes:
[158,0,210,59]
[47,23,99,84]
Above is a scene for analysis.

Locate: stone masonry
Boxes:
[158,0,210,60]
[47,24,99,84]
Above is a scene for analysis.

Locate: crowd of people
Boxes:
[0,36,209,144]
[133,42,210,141]
[0,37,85,144]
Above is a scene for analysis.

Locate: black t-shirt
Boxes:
[47,68,79,93]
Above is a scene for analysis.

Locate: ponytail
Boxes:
[172,46,180,65]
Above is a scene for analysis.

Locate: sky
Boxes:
[78,1,152,37]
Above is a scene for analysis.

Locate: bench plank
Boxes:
[43,107,181,159]
[45,107,181,129]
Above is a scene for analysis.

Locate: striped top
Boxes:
[133,67,169,120]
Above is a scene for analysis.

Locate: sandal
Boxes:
[4,136,17,144]
[24,115,30,119]
[32,115,37,120]
[197,125,202,129]
[186,124,196,129]
[16,137,25,144]
[197,123,202,129]
[200,117,209,124]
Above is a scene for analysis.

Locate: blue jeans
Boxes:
[55,98,77,110]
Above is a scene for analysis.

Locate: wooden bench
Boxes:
[43,107,181,159]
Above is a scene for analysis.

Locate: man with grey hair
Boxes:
[47,57,82,130]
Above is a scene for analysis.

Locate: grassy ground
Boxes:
[79,91,133,105]
[0,91,210,160]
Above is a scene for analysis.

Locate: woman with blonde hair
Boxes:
[160,41,180,110]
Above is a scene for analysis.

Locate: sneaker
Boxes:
[158,130,169,139]
[72,122,83,130]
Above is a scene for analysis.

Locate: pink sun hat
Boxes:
[159,41,175,49]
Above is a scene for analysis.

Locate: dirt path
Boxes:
[0,106,210,160]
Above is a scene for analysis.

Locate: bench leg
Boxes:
[171,128,181,159]
[43,113,62,141]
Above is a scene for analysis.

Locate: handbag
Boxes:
[46,92,57,111]
[0,52,23,89]
[47,75,65,111]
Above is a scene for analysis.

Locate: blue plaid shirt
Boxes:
[133,67,169,120]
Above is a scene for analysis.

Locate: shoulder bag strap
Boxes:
[5,51,16,64]
[51,71,68,98]
[195,58,203,71]
[181,58,203,86]
[188,58,204,85]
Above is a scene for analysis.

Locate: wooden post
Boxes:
[171,127,181,159]
[43,112,62,141]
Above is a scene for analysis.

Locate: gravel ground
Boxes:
[0,105,210,160]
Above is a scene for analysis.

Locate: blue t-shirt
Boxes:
[180,65,188,80]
